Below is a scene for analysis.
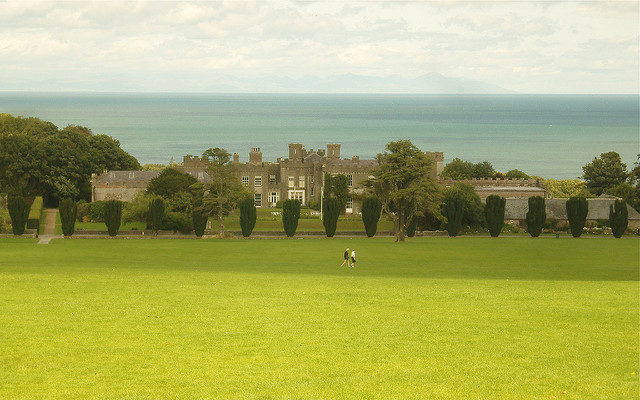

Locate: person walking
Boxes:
[350,249,356,267]
[340,248,350,267]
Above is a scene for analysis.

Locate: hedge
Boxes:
[27,196,43,230]
[59,198,77,236]
[7,195,29,235]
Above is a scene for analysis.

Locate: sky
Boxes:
[0,0,638,94]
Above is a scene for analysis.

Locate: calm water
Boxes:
[1,93,638,179]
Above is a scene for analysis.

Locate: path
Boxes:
[38,209,60,244]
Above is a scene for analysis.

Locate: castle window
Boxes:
[310,175,314,184]
[288,176,295,188]
[268,192,279,205]
[310,187,314,196]
[346,196,353,212]
[254,193,262,207]
[254,176,262,187]
[347,174,353,187]
[242,176,249,186]
[128,172,135,179]
[269,174,276,184]
[299,176,305,188]
[198,172,204,180]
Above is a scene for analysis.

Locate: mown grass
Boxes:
[0,237,637,399]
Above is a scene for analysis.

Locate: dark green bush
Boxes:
[103,200,123,237]
[484,195,505,237]
[162,212,193,234]
[361,196,382,237]
[89,201,107,222]
[526,196,546,237]
[442,183,484,228]
[7,195,29,235]
[192,209,208,237]
[239,197,257,237]
[59,198,77,236]
[282,199,301,237]
[444,196,464,237]
[27,196,43,230]
[609,199,628,238]
[322,196,339,237]
[76,200,89,222]
[566,197,588,238]
[149,197,165,234]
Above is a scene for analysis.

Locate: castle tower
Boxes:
[233,153,239,164]
[289,143,303,161]
[327,143,341,159]
[249,147,262,165]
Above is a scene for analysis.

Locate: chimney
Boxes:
[289,143,303,161]
[249,147,262,165]
[233,153,239,164]
[327,143,340,159]
[352,156,359,162]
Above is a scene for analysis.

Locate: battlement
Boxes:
[439,178,541,187]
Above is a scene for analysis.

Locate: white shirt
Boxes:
[351,250,356,259]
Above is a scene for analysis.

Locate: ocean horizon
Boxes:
[1,92,637,179]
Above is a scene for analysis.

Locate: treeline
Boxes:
[0,114,140,205]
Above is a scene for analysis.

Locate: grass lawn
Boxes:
[0,237,637,399]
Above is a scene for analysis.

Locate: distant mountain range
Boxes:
[208,72,514,94]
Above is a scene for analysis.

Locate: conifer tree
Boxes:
[282,199,300,237]
[444,196,464,237]
[192,208,208,237]
[103,200,122,237]
[609,199,628,238]
[322,196,339,237]
[149,197,165,235]
[239,196,257,237]
[484,195,506,237]
[361,196,382,237]
[525,196,546,237]
[7,195,28,235]
[59,198,77,237]
[566,196,588,237]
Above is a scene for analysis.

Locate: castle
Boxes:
[91,143,547,213]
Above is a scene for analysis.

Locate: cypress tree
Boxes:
[59,198,77,237]
[103,200,122,237]
[192,208,208,237]
[609,199,628,238]
[239,197,257,237]
[566,196,588,238]
[282,199,300,237]
[444,196,464,237]
[149,197,165,235]
[526,196,546,237]
[361,196,382,237]
[322,196,339,237]
[406,217,418,237]
[7,195,28,236]
[484,195,506,237]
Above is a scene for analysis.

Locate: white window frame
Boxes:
[310,175,314,184]
[347,174,353,188]
[269,174,276,184]
[254,193,262,207]
[242,176,249,186]
[298,175,305,188]
[310,187,314,196]
[254,176,262,187]
[346,196,353,213]
[268,191,279,205]
[288,176,295,188]
[288,190,305,204]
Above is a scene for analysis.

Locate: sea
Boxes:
[0,93,637,179]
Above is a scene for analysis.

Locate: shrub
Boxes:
[147,168,197,198]
[162,211,192,234]
[239,197,257,237]
[59,198,77,236]
[526,196,546,237]
[103,200,123,237]
[27,196,43,230]
[149,197,165,234]
[444,196,464,237]
[322,196,339,237]
[406,217,418,237]
[192,209,208,237]
[76,200,89,222]
[361,196,382,237]
[89,201,107,222]
[282,199,301,237]
[484,195,505,237]
[566,197,588,238]
[0,216,9,233]
[609,199,628,238]
[442,183,484,228]
[308,201,320,211]
[7,195,29,235]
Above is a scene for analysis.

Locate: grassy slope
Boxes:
[0,237,637,399]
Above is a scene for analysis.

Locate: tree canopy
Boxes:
[0,114,139,204]
[441,158,496,180]
[582,151,628,196]
[146,168,197,198]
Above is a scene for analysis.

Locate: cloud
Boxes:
[0,0,637,93]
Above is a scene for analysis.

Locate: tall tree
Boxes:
[566,197,588,238]
[609,200,628,238]
[526,196,546,238]
[282,199,301,237]
[59,198,77,237]
[582,151,628,196]
[442,183,484,228]
[202,148,244,236]
[484,195,506,237]
[147,168,197,198]
[322,196,339,237]
[149,197,165,235]
[7,195,29,235]
[324,174,349,213]
[444,196,464,237]
[361,196,382,237]
[239,196,257,237]
[365,140,442,242]
[104,200,123,237]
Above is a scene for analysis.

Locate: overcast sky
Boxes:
[0,0,637,93]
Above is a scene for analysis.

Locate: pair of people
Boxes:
[340,248,356,267]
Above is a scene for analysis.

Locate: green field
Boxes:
[0,237,637,399]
